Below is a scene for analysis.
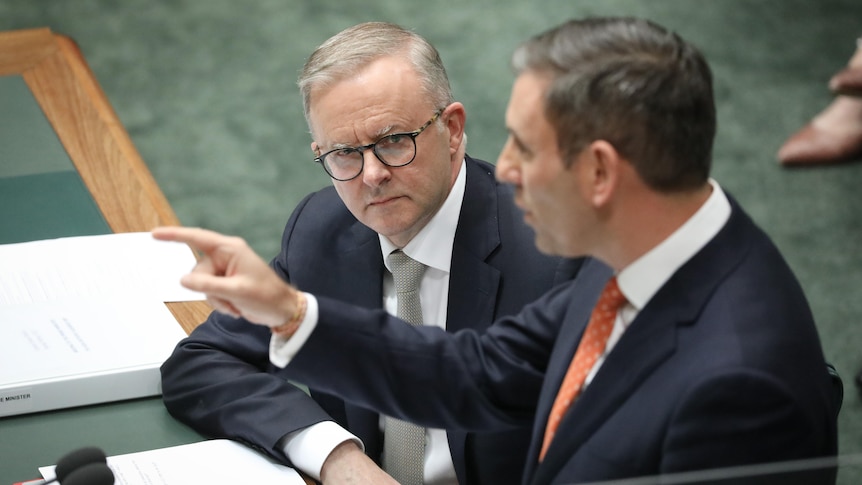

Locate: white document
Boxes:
[0,298,188,417]
[39,440,305,484]
[0,232,204,304]
[0,232,205,417]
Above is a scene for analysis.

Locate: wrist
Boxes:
[271,291,308,337]
[320,440,367,483]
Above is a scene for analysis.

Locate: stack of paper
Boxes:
[0,233,204,417]
[37,440,305,484]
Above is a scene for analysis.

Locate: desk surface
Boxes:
[1,398,203,484]
[0,28,269,484]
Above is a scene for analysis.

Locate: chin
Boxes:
[364,209,406,229]
[533,236,555,256]
[374,219,417,241]
[536,233,577,257]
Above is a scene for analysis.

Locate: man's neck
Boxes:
[604,183,713,271]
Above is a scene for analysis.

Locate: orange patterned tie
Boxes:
[539,276,626,461]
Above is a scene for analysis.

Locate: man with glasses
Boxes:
[159,22,578,485]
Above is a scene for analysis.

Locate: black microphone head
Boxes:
[61,462,114,485]
[54,447,107,481]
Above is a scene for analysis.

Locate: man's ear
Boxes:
[584,140,622,208]
[443,102,467,156]
[311,141,320,155]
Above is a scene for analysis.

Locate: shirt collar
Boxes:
[380,159,466,273]
[617,179,731,310]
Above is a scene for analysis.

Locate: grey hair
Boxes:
[298,22,454,125]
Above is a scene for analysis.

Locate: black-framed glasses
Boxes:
[314,109,444,181]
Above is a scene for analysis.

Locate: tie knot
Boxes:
[598,276,627,313]
[388,250,426,294]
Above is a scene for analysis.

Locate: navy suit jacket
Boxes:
[160,156,579,484]
[287,196,839,484]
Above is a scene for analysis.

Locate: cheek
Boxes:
[522,164,551,200]
[526,165,570,216]
[333,181,362,213]
[410,154,451,198]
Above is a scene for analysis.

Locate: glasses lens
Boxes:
[375,134,416,167]
[324,149,363,180]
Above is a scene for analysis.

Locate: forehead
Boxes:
[506,72,556,144]
[308,56,429,142]
[507,72,550,121]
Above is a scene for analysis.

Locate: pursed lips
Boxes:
[368,195,404,207]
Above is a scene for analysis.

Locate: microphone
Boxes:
[39,446,112,484]
[62,462,114,485]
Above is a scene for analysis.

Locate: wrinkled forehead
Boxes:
[308,58,434,144]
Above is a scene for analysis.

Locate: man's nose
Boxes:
[361,149,392,185]
[496,142,521,185]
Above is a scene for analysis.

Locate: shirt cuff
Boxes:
[270,292,318,368]
[281,421,364,482]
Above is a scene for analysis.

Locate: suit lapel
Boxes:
[330,219,384,307]
[524,260,612,481]
[530,199,756,484]
[447,157,502,332]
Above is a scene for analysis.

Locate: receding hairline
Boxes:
[302,47,416,115]
[298,22,453,123]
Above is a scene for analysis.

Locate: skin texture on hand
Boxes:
[321,441,399,485]
[152,226,297,329]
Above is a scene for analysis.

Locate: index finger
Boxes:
[152,226,231,254]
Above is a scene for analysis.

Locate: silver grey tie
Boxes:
[383,250,427,485]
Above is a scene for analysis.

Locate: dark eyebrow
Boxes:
[508,128,532,156]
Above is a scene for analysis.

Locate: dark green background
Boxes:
[1,0,860,483]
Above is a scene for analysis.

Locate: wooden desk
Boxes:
[0,28,313,484]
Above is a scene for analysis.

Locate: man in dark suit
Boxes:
[159,22,577,485]
[155,17,839,484]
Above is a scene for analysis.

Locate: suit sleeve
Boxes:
[160,194,334,464]
[285,281,573,432]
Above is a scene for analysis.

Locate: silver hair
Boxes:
[298,22,454,125]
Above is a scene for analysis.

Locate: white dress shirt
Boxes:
[273,160,467,484]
